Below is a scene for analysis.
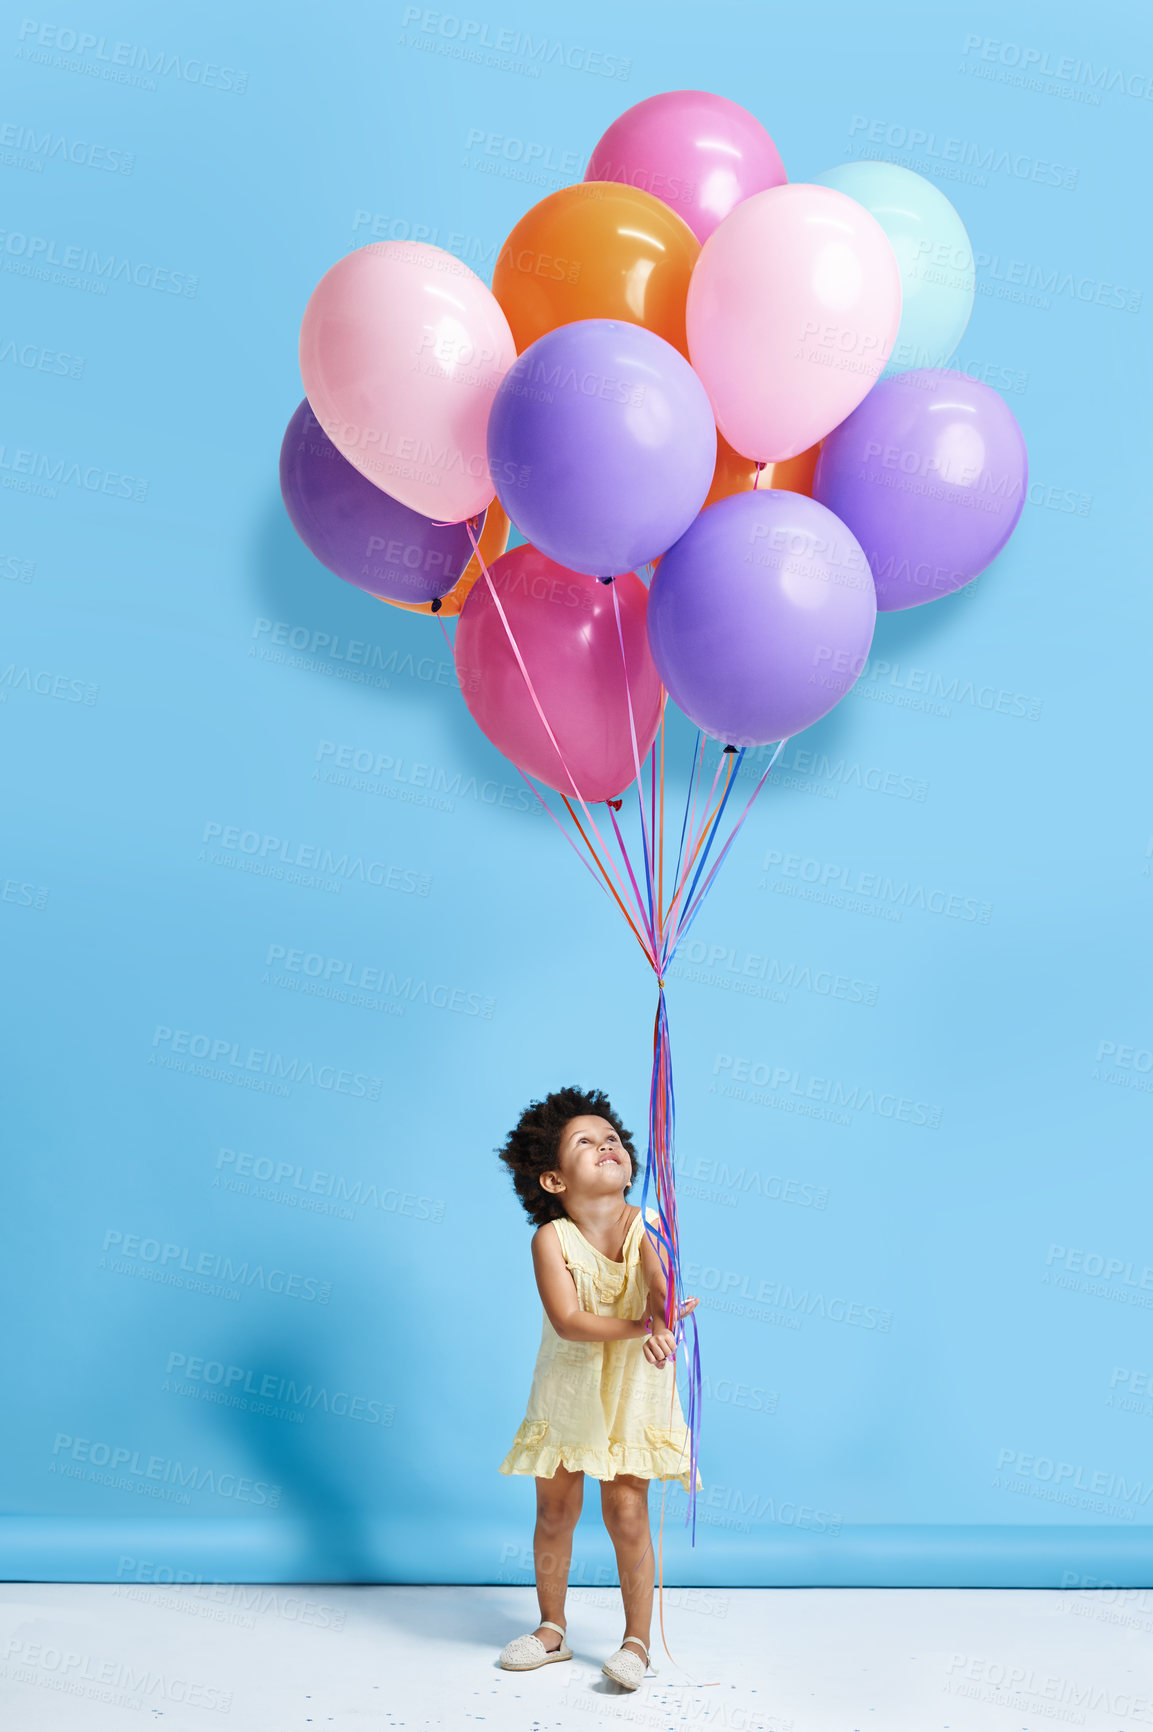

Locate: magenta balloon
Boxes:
[279,400,474,604]
[812,369,1028,611]
[647,491,877,746]
[454,546,661,802]
[586,90,787,243]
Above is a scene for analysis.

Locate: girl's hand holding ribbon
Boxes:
[642,1295,698,1368]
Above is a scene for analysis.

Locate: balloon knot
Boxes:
[722,743,737,753]
[430,596,443,613]
[606,797,623,811]
[598,575,615,584]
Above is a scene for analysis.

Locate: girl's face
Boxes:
[545,1114,631,1201]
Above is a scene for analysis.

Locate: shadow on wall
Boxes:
[870,573,989,661]
[247,490,501,774]
[209,1324,398,1583]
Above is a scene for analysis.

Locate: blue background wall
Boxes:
[2,0,1151,1586]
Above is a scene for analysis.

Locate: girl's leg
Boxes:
[599,1474,653,1660]
[532,1465,584,1650]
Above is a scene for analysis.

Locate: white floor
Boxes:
[0,1581,1147,1730]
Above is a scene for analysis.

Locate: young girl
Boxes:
[496,1085,702,1691]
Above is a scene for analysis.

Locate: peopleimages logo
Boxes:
[0,549,36,580]
[403,9,631,80]
[0,1638,232,1715]
[1092,1038,1153,1093]
[253,615,457,683]
[16,20,248,93]
[51,1432,279,1504]
[150,1023,383,1100]
[350,210,497,273]
[2,874,49,910]
[0,230,197,296]
[0,442,147,500]
[100,1228,334,1304]
[113,1561,348,1631]
[672,937,878,1006]
[0,336,85,378]
[760,849,992,924]
[1045,1244,1153,1289]
[848,115,1079,190]
[199,821,431,899]
[995,1447,1153,1510]
[0,119,135,173]
[265,941,495,1019]
[944,1654,1153,1723]
[314,741,535,816]
[752,741,929,802]
[0,662,98,703]
[164,1352,393,1425]
[960,33,1153,101]
[854,656,1044,721]
[214,1145,446,1225]
[322,417,487,488]
[665,1477,843,1536]
[712,1052,942,1129]
[689,1157,829,1211]
[500,352,645,409]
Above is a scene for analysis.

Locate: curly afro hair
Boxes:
[498,1085,639,1228]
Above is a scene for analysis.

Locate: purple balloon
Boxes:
[486,319,716,577]
[647,495,872,751]
[813,369,1027,612]
[648,491,877,747]
[279,400,474,605]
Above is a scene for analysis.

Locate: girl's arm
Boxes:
[531,1225,648,1343]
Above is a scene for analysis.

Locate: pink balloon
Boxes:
[687,184,903,463]
[299,242,516,523]
[454,546,661,803]
[586,90,786,244]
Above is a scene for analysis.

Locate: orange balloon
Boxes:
[381,501,510,618]
[492,182,700,358]
[650,436,824,576]
[704,433,821,508]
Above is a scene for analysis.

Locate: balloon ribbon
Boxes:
[459,518,786,1674]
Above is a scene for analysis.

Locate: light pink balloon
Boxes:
[686,183,903,463]
[586,90,786,244]
[454,545,661,803]
[299,242,516,523]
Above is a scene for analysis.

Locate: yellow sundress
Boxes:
[499,1204,704,1492]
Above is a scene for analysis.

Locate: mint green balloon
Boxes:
[813,161,974,375]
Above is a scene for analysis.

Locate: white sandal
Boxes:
[498,1618,572,1670]
[602,1635,656,1689]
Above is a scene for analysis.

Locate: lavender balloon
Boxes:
[813,369,1027,612]
[486,319,716,576]
[279,400,474,605]
[648,491,877,747]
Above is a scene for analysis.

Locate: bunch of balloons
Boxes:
[281,87,1028,798]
